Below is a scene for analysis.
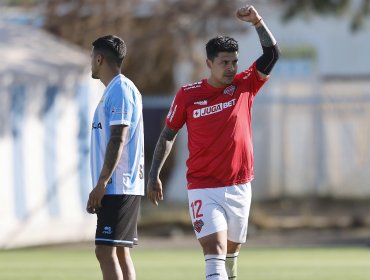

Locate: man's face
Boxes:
[207,51,238,87]
[90,48,101,79]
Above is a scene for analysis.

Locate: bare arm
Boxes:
[148,126,178,179]
[237,5,280,79]
[254,19,277,47]
[147,126,178,205]
[87,124,128,213]
[99,125,128,184]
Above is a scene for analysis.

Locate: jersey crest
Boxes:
[223,85,236,96]
[193,219,204,233]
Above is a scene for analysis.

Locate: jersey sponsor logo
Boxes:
[193,99,236,119]
[194,100,207,105]
[183,81,202,91]
[139,164,144,179]
[92,122,102,129]
[223,85,236,96]
[193,219,204,233]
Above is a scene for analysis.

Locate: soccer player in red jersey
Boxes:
[147,5,280,280]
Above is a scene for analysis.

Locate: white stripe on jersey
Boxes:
[90,74,144,195]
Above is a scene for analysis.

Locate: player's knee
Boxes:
[116,246,130,257]
[202,239,226,255]
[95,247,105,262]
[227,240,241,253]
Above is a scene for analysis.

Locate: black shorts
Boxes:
[95,195,141,247]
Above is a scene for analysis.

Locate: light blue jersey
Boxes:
[91,74,144,195]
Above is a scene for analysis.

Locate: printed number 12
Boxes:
[191,200,203,219]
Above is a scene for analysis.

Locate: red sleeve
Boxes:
[235,62,269,96]
[165,88,187,130]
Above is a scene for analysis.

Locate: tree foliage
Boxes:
[40,0,369,94]
[2,0,40,6]
[43,0,246,94]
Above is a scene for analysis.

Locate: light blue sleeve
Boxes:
[106,84,133,126]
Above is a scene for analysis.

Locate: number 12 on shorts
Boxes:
[191,199,203,219]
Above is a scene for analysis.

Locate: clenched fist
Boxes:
[236,5,262,25]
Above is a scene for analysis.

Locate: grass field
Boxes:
[0,246,369,280]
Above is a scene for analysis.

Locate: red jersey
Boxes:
[166,62,268,189]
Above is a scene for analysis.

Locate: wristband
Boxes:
[253,17,263,26]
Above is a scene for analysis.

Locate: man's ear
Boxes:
[97,54,103,65]
[206,59,212,69]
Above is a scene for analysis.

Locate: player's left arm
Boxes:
[87,124,128,213]
[237,5,281,79]
[147,126,178,206]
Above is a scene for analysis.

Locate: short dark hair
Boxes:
[206,36,239,61]
[92,35,127,67]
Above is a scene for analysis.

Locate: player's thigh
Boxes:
[116,246,132,261]
[187,188,227,240]
[95,244,116,261]
[225,183,252,243]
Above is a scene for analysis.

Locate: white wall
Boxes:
[0,21,103,248]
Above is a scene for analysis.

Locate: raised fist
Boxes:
[236,5,261,24]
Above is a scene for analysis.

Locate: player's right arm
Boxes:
[236,5,280,79]
[147,125,178,206]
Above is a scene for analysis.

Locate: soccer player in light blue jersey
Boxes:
[87,35,144,280]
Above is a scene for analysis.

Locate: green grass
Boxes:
[0,246,369,280]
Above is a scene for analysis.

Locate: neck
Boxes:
[207,77,227,88]
[101,68,121,87]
